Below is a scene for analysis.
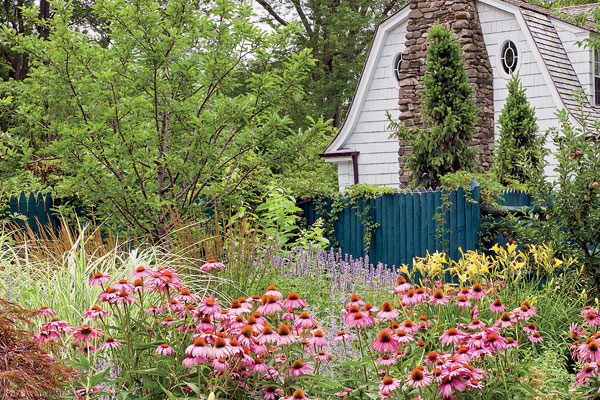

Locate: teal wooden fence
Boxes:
[5,192,56,235]
[299,181,481,268]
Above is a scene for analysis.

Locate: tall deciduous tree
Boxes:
[494,74,545,184]
[4,0,324,241]
[255,0,402,128]
[396,24,478,187]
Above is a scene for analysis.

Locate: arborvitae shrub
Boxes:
[494,74,545,184]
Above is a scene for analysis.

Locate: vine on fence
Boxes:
[311,184,395,254]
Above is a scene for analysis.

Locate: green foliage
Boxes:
[256,0,404,128]
[392,24,478,188]
[513,91,600,290]
[2,0,327,242]
[494,75,546,185]
[312,183,395,253]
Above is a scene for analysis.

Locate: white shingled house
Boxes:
[320,0,600,190]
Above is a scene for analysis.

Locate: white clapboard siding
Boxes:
[336,19,408,190]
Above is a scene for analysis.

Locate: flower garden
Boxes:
[1,226,598,399]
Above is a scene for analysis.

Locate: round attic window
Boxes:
[393,53,404,81]
[500,41,518,75]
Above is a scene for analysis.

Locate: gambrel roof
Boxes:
[323,0,600,156]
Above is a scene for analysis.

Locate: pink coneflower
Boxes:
[346,293,366,308]
[578,340,600,362]
[228,300,246,316]
[132,265,154,280]
[440,328,465,346]
[257,324,280,344]
[43,318,72,335]
[371,330,400,353]
[213,336,234,358]
[89,272,111,287]
[263,386,284,399]
[376,302,399,322]
[185,337,213,358]
[98,287,119,302]
[523,322,537,334]
[496,312,515,329]
[347,311,373,328]
[246,315,264,335]
[394,276,412,293]
[583,312,600,327]
[295,311,317,330]
[430,289,450,306]
[173,288,201,303]
[438,376,465,399]
[100,337,123,349]
[344,305,361,323]
[291,389,313,400]
[110,279,135,292]
[277,324,296,345]
[485,332,507,351]
[132,278,150,293]
[466,319,486,330]
[528,331,543,343]
[505,337,518,349]
[238,325,255,347]
[470,305,479,320]
[282,308,296,321]
[313,350,333,362]
[196,297,221,316]
[454,296,471,309]
[289,360,313,377]
[489,298,505,313]
[35,306,57,318]
[156,343,175,356]
[283,292,307,309]
[515,301,537,320]
[250,357,269,373]
[212,357,228,372]
[334,331,351,342]
[109,291,137,305]
[400,319,419,334]
[377,354,397,366]
[309,329,328,347]
[402,289,420,306]
[73,324,103,342]
[83,306,109,319]
[574,364,598,386]
[378,376,401,396]
[145,306,164,316]
[237,296,252,312]
[200,258,226,272]
[407,367,432,388]
[570,323,585,339]
[257,295,284,316]
[182,355,203,368]
[414,287,428,303]
[468,283,486,300]
[264,284,283,300]
[394,329,414,343]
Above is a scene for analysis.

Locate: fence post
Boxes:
[469,179,481,251]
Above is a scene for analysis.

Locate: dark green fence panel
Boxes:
[299,182,482,269]
[5,192,57,235]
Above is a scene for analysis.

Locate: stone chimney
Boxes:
[397,0,494,186]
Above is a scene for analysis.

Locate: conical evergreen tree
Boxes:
[494,74,544,184]
[405,23,479,187]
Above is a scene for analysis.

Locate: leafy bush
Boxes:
[3,0,327,241]
[391,23,478,188]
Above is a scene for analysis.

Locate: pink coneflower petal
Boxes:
[200,258,226,272]
[83,306,109,319]
[378,376,401,395]
[34,306,57,318]
[155,343,175,356]
[100,337,123,349]
[406,367,432,388]
[289,360,313,377]
[371,330,400,353]
[73,324,103,342]
[489,298,505,313]
[283,292,307,309]
[89,272,111,287]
